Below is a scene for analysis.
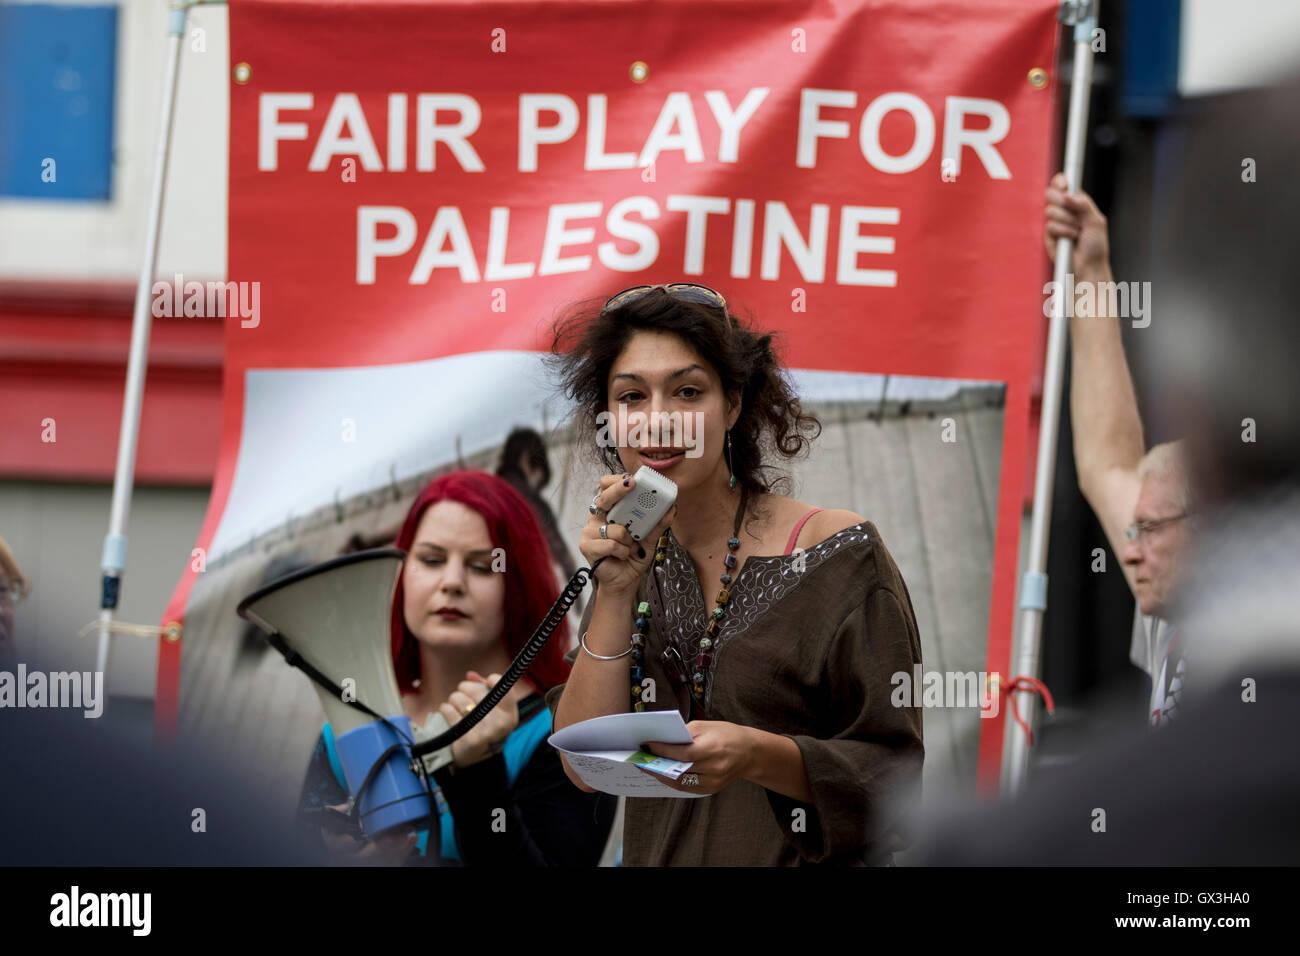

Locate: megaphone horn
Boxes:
[236,548,448,837]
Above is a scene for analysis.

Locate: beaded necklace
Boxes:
[630,485,749,712]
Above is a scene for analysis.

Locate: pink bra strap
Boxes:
[784,509,824,555]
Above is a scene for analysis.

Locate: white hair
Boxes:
[1137,441,1194,516]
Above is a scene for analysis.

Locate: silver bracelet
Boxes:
[579,629,633,661]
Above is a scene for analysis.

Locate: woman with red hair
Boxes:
[298,470,616,865]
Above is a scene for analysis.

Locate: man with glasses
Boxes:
[917,79,1300,867]
[1120,444,1194,725]
[1044,175,1193,728]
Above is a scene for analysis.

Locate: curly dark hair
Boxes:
[543,286,822,524]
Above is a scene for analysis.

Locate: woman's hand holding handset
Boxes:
[556,470,679,791]
[578,473,781,801]
[579,472,678,598]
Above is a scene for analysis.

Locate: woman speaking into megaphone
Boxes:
[298,471,617,865]
[545,283,926,866]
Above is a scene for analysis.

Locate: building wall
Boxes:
[0,480,209,698]
[0,0,229,281]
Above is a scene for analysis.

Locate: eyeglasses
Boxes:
[600,283,729,319]
[1123,512,1193,542]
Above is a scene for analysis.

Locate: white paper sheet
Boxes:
[548,711,705,799]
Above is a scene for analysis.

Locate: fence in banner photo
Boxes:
[1,0,1298,897]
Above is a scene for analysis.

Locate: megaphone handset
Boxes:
[408,557,604,758]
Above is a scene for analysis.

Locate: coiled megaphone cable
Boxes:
[409,555,606,758]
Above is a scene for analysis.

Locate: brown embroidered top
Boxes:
[547,518,925,866]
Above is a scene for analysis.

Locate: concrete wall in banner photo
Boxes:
[176,383,1007,829]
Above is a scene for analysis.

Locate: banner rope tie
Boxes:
[77,620,180,640]
[1001,675,1055,747]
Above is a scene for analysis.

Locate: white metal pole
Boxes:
[1003,0,1098,795]
[96,3,194,698]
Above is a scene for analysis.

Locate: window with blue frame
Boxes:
[1121,0,1181,118]
[0,2,118,200]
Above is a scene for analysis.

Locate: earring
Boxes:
[726,430,737,490]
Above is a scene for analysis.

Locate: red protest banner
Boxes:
[159,0,1060,796]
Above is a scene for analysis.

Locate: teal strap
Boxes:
[321,722,346,791]
[322,705,553,863]
[503,705,554,780]
[437,791,455,860]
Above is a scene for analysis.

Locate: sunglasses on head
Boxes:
[600,283,729,319]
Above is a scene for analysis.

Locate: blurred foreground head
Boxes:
[0,680,325,865]
[1147,72,1300,689]
[1146,73,1300,512]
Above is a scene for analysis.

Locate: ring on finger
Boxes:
[599,523,608,540]
[589,493,607,516]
